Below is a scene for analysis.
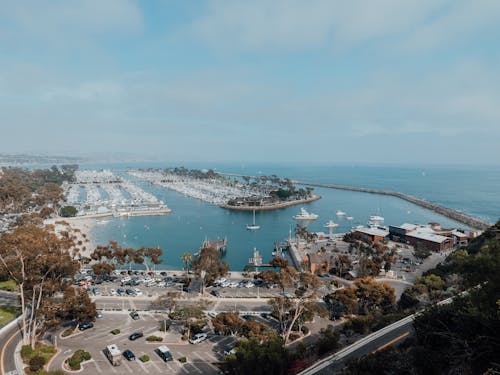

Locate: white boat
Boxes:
[293,208,318,220]
[369,215,384,226]
[324,220,339,229]
[346,216,353,220]
[246,210,260,230]
[335,210,346,216]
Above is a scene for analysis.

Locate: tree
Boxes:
[169,303,206,339]
[324,286,359,318]
[0,224,82,348]
[212,311,244,336]
[224,336,289,375]
[60,205,78,217]
[191,247,229,284]
[354,277,396,314]
[269,272,326,344]
[181,252,192,280]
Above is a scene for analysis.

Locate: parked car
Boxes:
[117,288,125,296]
[122,349,136,361]
[125,288,135,296]
[207,311,218,319]
[96,311,103,319]
[109,288,117,296]
[134,288,143,296]
[189,333,208,344]
[129,311,139,320]
[78,322,94,331]
[224,348,236,356]
[210,289,221,297]
[156,345,173,362]
[129,332,143,341]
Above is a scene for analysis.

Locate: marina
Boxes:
[63,170,170,217]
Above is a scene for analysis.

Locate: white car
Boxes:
[189,333,208,344]
[245,282,254,288]
[221,281,231,288]
[109,288,117,296]
[207,311,218,319]
[134,288,143,296]
[229,282,239,288]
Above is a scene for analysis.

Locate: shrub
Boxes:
[139,354,150,362]
[146,335,163,342]
[29,355,46,372]
[21,345,33,361]
[61,328,74,337]
[110,329,121,335]
[289,333,300,342]
[301,326,309,335]
[178,356,187,363]
[67,356,81,370]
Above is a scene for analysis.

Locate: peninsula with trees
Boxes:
[129,167,320,210]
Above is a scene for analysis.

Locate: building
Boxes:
[354,227,389,243]
[389,223,455,251]
[307,252,330,275]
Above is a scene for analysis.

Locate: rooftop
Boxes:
[406,231,450,243]
[355,227,389,237]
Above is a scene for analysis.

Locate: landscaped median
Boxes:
[20,343,62,375]
[63,349,92,372]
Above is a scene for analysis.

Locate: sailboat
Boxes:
[246,210,260,231]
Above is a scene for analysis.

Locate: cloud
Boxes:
[188,0,446,51]
[0,0,143,47]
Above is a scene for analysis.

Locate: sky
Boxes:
[1,0,500,165]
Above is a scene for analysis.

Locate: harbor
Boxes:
[63,169,171,218]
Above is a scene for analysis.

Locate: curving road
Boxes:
[298,315,415,375]
[0,319,22,375]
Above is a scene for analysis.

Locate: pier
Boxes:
[202,238,227,253]
[292,180,492,230]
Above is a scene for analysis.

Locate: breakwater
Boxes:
[292,180,491,230]
[218,172,491,230]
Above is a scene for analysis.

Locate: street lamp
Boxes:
[200,269,206,296]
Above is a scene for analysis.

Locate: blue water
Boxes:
[87,162,500,270]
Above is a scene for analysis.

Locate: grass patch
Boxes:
[139,354,150,362]
[110,329,121,335]
[0,305,21,326]
[61,328,74,337]
[0,279,17,291]
[21,343,57,368]
[178,356,187,363]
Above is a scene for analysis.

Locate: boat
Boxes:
[293,208,318,220]
[324,220,339,236]
[369,215,384,226]
[246,210,260,231]
[335,210,346,216]
[346,216,353,220]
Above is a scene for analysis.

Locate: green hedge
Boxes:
[139,354,150,362]
[146,335,163,342]
[110,329,121,335]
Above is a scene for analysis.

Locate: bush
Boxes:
[146,335,163,342]
[21,345,33,361]
[110,329,121,335]
[139,354,150,362]
[67,356,81,371]
[301,326,309,335]
[178,356,187,363]
[61,328,74,337]
[29,355,46,372]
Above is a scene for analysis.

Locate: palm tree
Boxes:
[181,252,192,280]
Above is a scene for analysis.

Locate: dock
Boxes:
[201,238,227,253]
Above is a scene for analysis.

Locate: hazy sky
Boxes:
[1,0,500,164]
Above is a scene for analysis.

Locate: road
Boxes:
[0,291,18,307]
[298,315,414,375]
[0,319,22,375]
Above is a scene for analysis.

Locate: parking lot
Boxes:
[50,311,237,375]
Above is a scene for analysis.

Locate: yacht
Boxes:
[335,210,346,216]
[246,210,260,231]
[369,215,384,226]
[293,208,318,220]
[346,216,353,220]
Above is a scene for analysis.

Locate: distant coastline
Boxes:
[220,194,321,211]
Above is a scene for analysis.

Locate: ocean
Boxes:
[85,162,500,271]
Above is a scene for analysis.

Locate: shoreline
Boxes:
[220,195,321,211]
